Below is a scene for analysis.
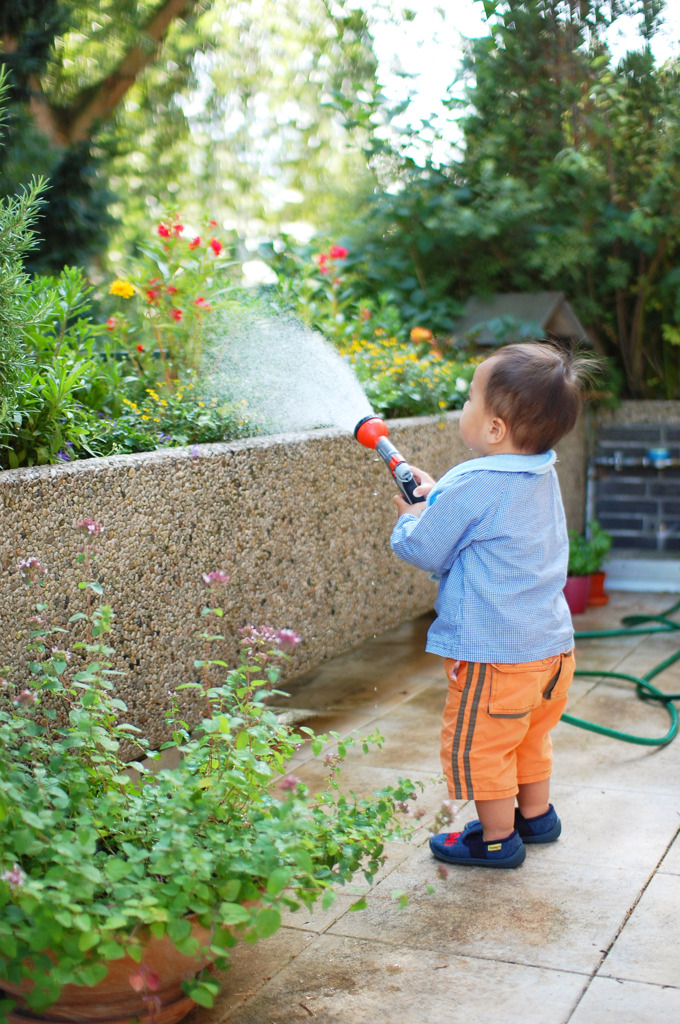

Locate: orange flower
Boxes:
[410,326,434,343]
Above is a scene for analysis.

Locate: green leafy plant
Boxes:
[0,523,416,1018]
[567,519,612,577]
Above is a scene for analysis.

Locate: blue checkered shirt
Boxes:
[391,452,574,663]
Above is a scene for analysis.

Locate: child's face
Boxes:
[459,357,499,455]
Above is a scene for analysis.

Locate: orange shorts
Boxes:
[440,650,575,801]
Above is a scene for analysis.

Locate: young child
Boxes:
[391,341,591,869]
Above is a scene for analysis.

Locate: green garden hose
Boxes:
[562,597,680,747]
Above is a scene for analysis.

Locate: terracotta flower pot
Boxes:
[587,570,610,606]
[1,920,213,1024]
[563,574,591,615]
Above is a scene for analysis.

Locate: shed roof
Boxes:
[452,291,587,346]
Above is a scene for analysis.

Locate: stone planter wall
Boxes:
[0,412,586,745]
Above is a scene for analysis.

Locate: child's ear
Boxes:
[487,416,508,446]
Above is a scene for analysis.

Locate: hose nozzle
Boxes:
[353,415,425,505]
[354,414,389,450]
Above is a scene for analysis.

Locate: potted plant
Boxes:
[585,520,613,606]
[564,520,612,614]
[0,522,416,1023]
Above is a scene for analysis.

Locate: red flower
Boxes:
[136,344,145,352]
[209,237,223,255]
[146,288,160,304]
[360,308,371,321]
[194,296,212,311]
[170,308,183,322]
[189,236,201,249]
[329,244,348,259]
[172,223,184,235]
[157,224,171,238]
[314,253,329,274]
[105,317,116,331]
[209,219,218,227]
[167,286,178,295]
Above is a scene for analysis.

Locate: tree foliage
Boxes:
[337,0,680,398]
[0,1,214,271]
[0,0,380,271]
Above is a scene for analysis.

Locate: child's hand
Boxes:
[394,492,426,518]
[410,465,436,499]
[393,466,435,519]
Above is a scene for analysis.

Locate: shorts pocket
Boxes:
[488,657,559,718]
[444,658,465,691]
[543,650,575,700]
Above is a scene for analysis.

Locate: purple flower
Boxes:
[191,444,199,458]
[158,432,171,442]
[56,449,71,462]
[278,774,301,792]
[18,557,48,581]
[276,628,301,652]
[1,864,26,891]
[76,518,104,536]
[201,570,230,587]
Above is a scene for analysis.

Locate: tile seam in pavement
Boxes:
[564,822,680,1021]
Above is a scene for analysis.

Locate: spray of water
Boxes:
[203,307,374,434]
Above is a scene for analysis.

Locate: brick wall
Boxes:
[593,419,680,552]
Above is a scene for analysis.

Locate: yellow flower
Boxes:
[141,415,151,421]
[160,399,168,407]
[145,389,159,401]
[109,279,135,299]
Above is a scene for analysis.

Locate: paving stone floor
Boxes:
[190,590,680,1024]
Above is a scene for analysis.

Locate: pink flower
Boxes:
[14,689,37,706]
[170,308,183,322]
[329,244,348,259]
[76,518,104,536]
[157,224,171,238]
[18,557,48,581]
[278,774,301,792]
[194,296,212,311]
[106,317,116,331]
[202,569,230,587]
[129,964,160,993]
[189,236,201,250]
[314,253,329,274]
[1,864,26,891]
[209,219,218,227]
[276,628,301,652]
[209,237,223,256]
[172,223,184,235]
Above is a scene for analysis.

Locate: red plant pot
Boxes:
[563,574,591,615]
[587,570,610,606]
[1,920,214,1024]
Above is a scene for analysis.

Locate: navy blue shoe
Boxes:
[429,827,526,868]
[461,804,561,845]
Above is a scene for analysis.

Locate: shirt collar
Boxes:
[427,451,556,505]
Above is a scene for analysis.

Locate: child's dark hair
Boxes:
[484,341,595,453]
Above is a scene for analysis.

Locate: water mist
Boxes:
[203,308,373,434]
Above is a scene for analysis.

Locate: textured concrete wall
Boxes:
[0,412,585,745]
